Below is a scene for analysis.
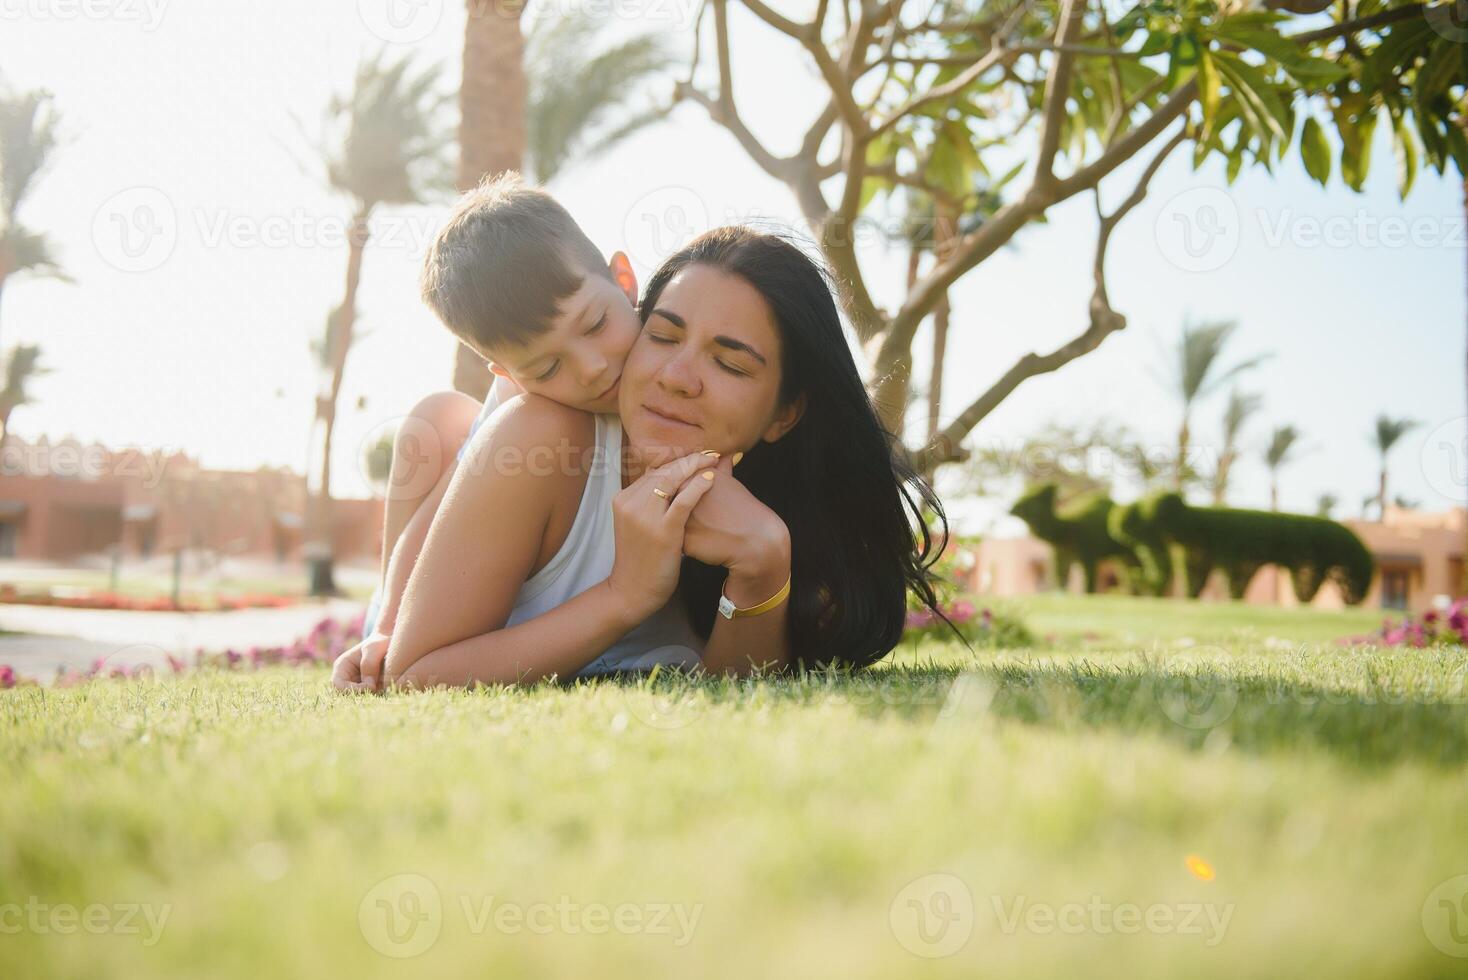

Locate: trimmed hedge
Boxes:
[1109,491,1374,604]
[1010,484,1144,594]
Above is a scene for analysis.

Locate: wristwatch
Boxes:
[718,574,792,620]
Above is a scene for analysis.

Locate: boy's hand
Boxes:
[331,644,372,693]
[357,632,393,692]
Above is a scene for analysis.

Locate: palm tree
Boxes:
[1371,415,1421,521]
[1211,388,1262,504]
[449,8,673,399]
[0,343,46,450]
[0,81,68,349]
[1165,318,1268,492]
[305,53,454,595]
[1316,493,1338,518]
[1263,425,1302,511]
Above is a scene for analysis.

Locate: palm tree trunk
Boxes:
[452,0,528,401]
[1176,413,1191,491]
[1270,473,1279,512]
[307,210,371,596]
[1377,461,1388,522]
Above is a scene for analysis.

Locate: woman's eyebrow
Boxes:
[652,308,767,364]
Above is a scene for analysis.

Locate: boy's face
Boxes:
[486,251,641,414]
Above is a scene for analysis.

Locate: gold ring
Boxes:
[652,487,671,500]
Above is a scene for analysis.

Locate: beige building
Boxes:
[970,507,1466,614]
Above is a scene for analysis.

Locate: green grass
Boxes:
[3,596,1467,979]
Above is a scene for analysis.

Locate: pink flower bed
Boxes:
[1345,599,1468,648]
[0,611,365,688]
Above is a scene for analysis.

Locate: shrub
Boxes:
[1111,491,1374,604]
[1010,483,1145,594]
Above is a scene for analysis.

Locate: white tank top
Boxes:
[506,410,705,676]
[367,378,705,677]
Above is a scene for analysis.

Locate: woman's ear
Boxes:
[608,251,638,305]
[761,392,807,444]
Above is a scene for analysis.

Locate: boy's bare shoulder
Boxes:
[459,392,596,474]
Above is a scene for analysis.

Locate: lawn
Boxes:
[3,595,1467,979]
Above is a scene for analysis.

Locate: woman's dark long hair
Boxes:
[638,226,951,669]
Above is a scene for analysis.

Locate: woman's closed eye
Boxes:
[648,332,749,377]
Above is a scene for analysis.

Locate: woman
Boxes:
[339,227,949,689]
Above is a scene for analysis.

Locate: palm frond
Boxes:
[525,16,674,183]
[0,83,61,223]
[1,222,70,282]
[1264,424,1303,470]
[321,51,455,210]
[0,342,47,409]
[1372,414,1420,455]
[1221,388,1262,445]
[1172,318,1268,406]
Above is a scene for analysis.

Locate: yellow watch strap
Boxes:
[719,574,792,619]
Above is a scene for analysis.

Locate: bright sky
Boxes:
[1,2,1462,534]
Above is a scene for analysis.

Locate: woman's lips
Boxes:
[641,404,699,428]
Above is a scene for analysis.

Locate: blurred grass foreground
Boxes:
[4,594,1468,977]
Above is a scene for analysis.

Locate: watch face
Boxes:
[718,595,736,619]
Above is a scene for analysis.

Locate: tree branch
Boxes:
[1033,0,1087,189]
[914,126,1188,470]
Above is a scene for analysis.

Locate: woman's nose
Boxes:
[657,348,701,397]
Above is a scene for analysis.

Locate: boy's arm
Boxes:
[380,397,718,689]
[373,462,455,638]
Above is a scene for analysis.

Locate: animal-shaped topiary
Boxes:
[1010,483,1145,594]
[1109,491,1374,604]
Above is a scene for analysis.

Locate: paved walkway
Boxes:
[0,598,366,680]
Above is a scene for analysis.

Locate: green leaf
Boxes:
[1214,53,1290,145]
[1338,105,1380,191]
[1198,50,1221,123]
[1138,30,1171,57]
[1393,113,1419,199]
[1300,116,1331,185]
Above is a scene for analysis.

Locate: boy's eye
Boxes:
[584,312,608,336]
[535,360,559,382]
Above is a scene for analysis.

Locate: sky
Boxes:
[0,1,1463,535]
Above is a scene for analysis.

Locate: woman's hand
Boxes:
[683,455,791,584]
[606,450,722,619]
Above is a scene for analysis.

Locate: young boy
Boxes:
[351,172,644,681]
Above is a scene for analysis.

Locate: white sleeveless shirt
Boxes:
[367,379,705,678]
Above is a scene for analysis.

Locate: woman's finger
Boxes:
[663,469,717,527]
[636,450,721,495]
